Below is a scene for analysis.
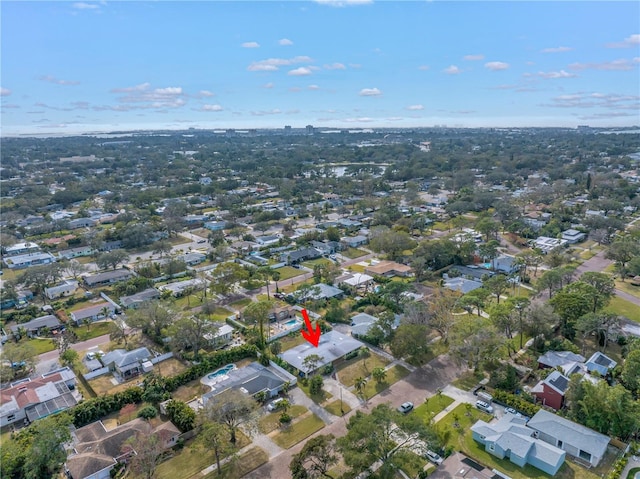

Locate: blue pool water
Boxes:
[207,364,236,380]
[284,319,299,327]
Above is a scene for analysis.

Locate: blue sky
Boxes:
[1,1,639,135]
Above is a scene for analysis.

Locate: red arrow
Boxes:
[301,309,321,347]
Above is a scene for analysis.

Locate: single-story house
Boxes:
[255,235,280,246]
[538,351,586,370]
[204,220,227,231]
[83,269,133,288]
[585,351,617,376]
[201,361,297,404]
[158,278,206,297]
[45,280,79,300]
[9,314,64,339]
[4,242,40,256]
[350,312,399,338]
[280,247,322,265]
[0,289,34,310]
[531,370,570,411]
[337,273,374,290]
[180,252,207,266]
[280,330,364,375]
[100,347,151,381]
[471,414,566,476]
[295,283,344,302]
[204,324,234,349]
[533,236,568,254]
[527,409,610,467]
[70,302,116,326]
[365,260,413,278]
[443,277,483,294]
[561,229,586,244]
[341,235,368,248]
[0,367,78,427]
[449,265,494,281]
[3,252,57,269]
[311,241,342,255]
[65,418,180,479]
[119,288,160,309]
[58,246,94,260]
[68,218,98,229]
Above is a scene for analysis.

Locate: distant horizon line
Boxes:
[3,124,640,139]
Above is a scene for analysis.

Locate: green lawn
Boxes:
[347,263,366,273]
[615,280,640,299]
[336,352,391,387]
[413,394,455,423]
[71,321,112,341]
[203,446,269,479]
[258,405,307,434]
[606,296,640,322]
[271,413,325,449]
[274,266,306,281]
[452,370,486,391]
[298,380,334,404]
[156,431,250,479]
[228,298,253,310]
[172,294,205,310]
[361,365,410,400]
[394,450,428,478]
[27,338,57,354]
[324,399,352,417]
[342,247,368,259]
[301,258,332,268]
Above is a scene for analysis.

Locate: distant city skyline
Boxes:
[1,1,639,136]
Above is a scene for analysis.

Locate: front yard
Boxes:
[270,413,325,449]
[361,365,410,400]
[413,393,455,423]
[258,405,308,434]
[273,265,306,281]
[335,352,391,387]
[72,321,112,341]
[606,296,640,322]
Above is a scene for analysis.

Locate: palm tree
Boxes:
[354,376,367,401]
[358,347,370,373]
[83,317,92,332]
[372,367,387,384]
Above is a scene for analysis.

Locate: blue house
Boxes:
[471,415,566,476]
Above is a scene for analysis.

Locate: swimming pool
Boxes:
[207,363,236,380]
[284,319,300,327]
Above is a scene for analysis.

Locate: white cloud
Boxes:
[109,83,186,109]
[198,90,214,97]
[485,61,509,71]
[39,75,80,85]
[344,117,375,122]
[418,65,430,71]
[543,92,640,110]
[263,82,274,89]
[111,82,150,93]
[0,87,11,96]
[324,63,346,70]
[569,59,638,71]
[288,67,312,76]
[73,2,100,9]
[537,70,577,79]
[200,104,223,112]
[241,42,260,48]
[606,34,640,48]
[541,46,573,53]
[443,65,462,75]
[251,109,283,116]
[314,0,373,6]
[359,87,382,96]
[308,84,320,90]
[463,54,484,61]
[247,56,313,72]
[406,104,424,111]
[279,38,293,46]
[154,87,182,95]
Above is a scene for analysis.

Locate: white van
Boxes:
[267,398,285,412]
[475,400,494,414]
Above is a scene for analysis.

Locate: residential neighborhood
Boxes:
[1,127,640,479]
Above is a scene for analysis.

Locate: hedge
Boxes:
[491,390,541,417]
[606,455,628,479]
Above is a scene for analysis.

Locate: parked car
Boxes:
[475,400,494,414]
[425,450,444,465]
[267,398,286,412]
[505,407,519,415]
[397,402,414,414]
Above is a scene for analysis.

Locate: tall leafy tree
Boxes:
[290,434,338,479]
[205,389,257,444]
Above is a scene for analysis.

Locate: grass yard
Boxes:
[324,399,352,417]
[202,446,269,479]
[258,405,308,434]
[335,352,391,387]
[88,375,137,396]
[278,332,308,352]
[156,431,250,479]
[171,378,208,403]
[452,370,486,391]
[72,321,112,341]
[341,247,368,259]
[361,365,410,400]
[298,380,334,404]
[274,266,306,281]
[394,450,428,478]
[228,297,253,310]
[615,280,640,299]
[155,357,189,377]
[27,338,57,354]
[347,263,366,273]
[172,294,205,311]
[413,394,455,423]
[271,413,325,449]
[606,296,640,322]
[301,258,332,268]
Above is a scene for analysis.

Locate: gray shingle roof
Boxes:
[101,347,150,369]
[279,330,363,373]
